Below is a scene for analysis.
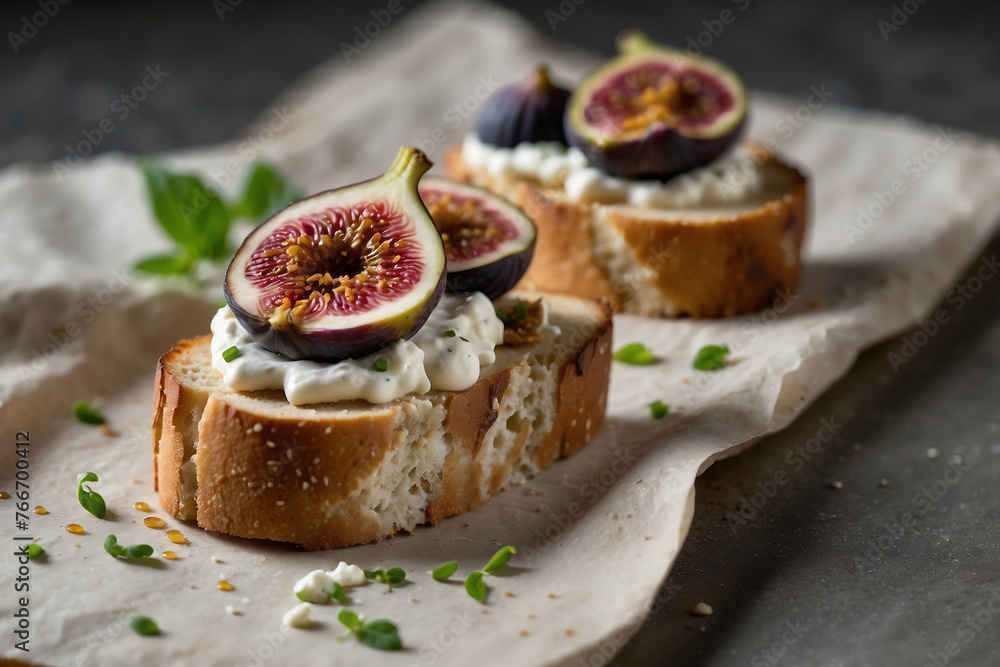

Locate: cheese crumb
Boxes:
[328,561,367,587]
[293,570,335,604]
[692,602,713,616]
[282,602,313,629]
[225,605,240,616]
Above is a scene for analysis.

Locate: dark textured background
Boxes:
[3,1,999,665]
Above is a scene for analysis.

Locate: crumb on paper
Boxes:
[692,602,713,617]
[565,629,575,637]
[528,614,537,620]
[408,595,417,602]
[241,597,251,605]
[927,448,939,458]
[879,479,890,487]
[644,536,650,541]
[611,513,618,520]
[504,591,514,597]
[282,603,313,629]
[99,425,114,437]
[830,481,843,490]
[520,630,529,637]
[547,592,555,599]
[636,479,643,484]
[212,556,223,563]
[225,605,240,616]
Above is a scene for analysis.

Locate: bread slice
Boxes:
[445,143,808,318]
[151,292,612,550]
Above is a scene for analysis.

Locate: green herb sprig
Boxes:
[649,400,669,419]
[135,162,299,281]
[613,343,657,366]
[337,609,402,651]
[427,560,459,581]
[129,615,160,636]
[693,344,730,371]
[104,534,153,560]
[77,471,107,519]
[429,546,517,603]
[72,400,106,425]
[23,543,44,559]
[364,567,406,591]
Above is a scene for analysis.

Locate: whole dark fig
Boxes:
[565,31,747,180]
[476,66,572,147]
[224,146,447,362]
[419,177,536,300]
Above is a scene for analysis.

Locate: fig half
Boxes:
[419,177,536,300]
[565,31,747,180]
[224,146,446,362]
[476,66,571,147]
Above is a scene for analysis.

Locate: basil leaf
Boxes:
[338,608,360,631]
[427,560,459,581]
[232,163,301,222]
[129,615,159,636]
[612,343,657,366]
[483,546,516,575]
[134,253,194,276]
[330,581,346,603]
[104,534,125,558]
[693,344,730,371]
[385,567,406,585]
[649,400,669,419]
[72,401,106,425]
[78,471,107,519]
[140,162,231,261]
[358,619,403,651]
[464,571,487,603]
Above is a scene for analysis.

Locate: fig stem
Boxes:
[616,30,656,54]
[531,65,553,91]
[383,146,433,187]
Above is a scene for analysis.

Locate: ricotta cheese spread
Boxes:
[211,292,505,405]
[460,132,764,207]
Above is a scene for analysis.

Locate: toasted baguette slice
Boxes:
[446,143,809,318]
[151,293,612,550]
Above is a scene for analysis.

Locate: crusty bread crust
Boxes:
[445,144,809,318]
[152,295,612,550]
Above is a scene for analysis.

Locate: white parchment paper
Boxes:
[2,2,1000,666]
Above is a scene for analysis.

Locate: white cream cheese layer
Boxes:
[210,292,505,406]
[460,133,763,207]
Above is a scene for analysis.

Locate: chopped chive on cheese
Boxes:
[222,345,241,363]
[692,344,730,371]
[516,300,529,320]
[72,400,106,425]
[444,330,457,337]
[612,343,656,365]
[373,358,389,372]
[649,400,669,420]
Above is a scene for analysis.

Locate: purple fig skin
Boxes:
[565,113,747,180]
[445,243,535,300]
[223,272,446,362]
[476,66,571,147]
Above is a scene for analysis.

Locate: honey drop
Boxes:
[134,501,150,512]
[162,551,178,560]
[0,492,10,499]
[66,524,86,534]
[217,580,234,592]
[143,517,166,529]
[34,506,48,515]
[166,529,186,544]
